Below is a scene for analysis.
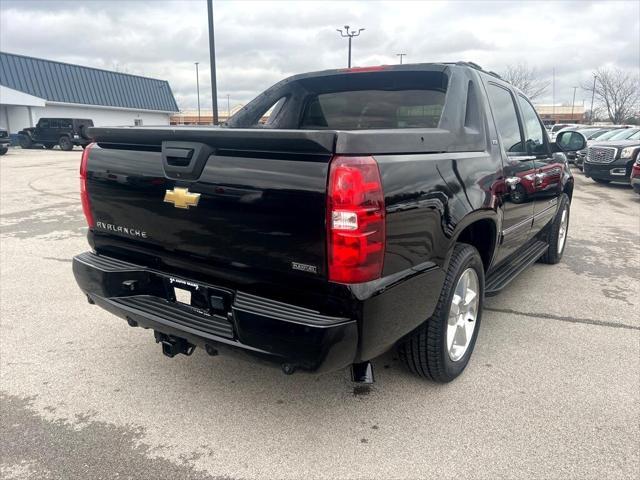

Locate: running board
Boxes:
[485,240,548,296]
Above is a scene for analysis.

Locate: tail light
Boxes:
[80,143,95,227]
[327,156,385,283]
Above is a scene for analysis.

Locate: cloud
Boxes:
[1,0,638,110]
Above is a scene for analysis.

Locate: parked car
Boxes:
[72,62,586,384]
[574,128,619,169]
[18,118,94,151]
[631,157,640,194]
[584,130,640,184]
[561,127,611,164]
[549,123,580,141]
[0,127,9,155]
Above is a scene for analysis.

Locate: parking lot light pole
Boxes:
[396,53,406,64]
[571,86,577,120]
[207,0,219,125]
[590,74,597,125]
[195,62,201,125]
[337,25,365,68]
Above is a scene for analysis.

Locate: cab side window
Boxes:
[518,96,547,155]
[487,84,524,154]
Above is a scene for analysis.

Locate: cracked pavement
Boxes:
[1,148,639,479]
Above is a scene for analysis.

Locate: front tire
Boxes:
[0,146,8,155]
[540,193,570,264]
[58,136,73,151]
[398,243,484,383]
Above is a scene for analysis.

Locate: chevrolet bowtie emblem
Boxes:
[164,187,201,209]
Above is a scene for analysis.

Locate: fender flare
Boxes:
[443,210,500,273]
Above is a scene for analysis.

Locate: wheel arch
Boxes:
[448,213,499,272]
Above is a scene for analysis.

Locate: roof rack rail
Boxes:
[458,61,484,70]
[454,61,502,79]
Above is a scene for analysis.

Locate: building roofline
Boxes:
[0,51,172,86]
[45,100,177,114]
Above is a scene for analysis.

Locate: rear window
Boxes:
[299,71,447,130]
[301,90,445,129]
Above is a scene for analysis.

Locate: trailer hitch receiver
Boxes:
[154,331,195,358]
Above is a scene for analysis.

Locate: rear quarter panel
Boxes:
[378,151,502,276]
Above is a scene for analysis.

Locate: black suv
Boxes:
[584,129,640,184]
[18,118,94,151]
[0,127,9,155]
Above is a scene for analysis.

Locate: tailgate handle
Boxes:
[164,147,194,167]
[161,141,213,181]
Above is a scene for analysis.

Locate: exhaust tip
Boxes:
[351,362,375,384]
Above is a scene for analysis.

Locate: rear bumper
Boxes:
[73,252,358,373]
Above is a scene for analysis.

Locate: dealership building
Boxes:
[0,52,179,134]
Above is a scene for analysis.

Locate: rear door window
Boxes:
[518,96,548,155]
[486,84,524,154]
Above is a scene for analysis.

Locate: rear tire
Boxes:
[58,136,73,151]
[593,178,610,184]
[398,243,484,383]
[0,146,8,155]
[540,193,570,264]
[19,135,33,149]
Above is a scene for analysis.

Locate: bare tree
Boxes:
[584,106,605,124]
[501,63,550,100]
[582,67,640,124]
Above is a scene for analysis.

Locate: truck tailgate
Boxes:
[85,127,337,280]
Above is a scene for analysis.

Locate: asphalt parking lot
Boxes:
[1,147,638,480]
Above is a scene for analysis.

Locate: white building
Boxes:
[0,52,179,134]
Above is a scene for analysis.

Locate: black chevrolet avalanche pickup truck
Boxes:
[73,63,586,383]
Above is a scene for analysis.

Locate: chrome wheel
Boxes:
[446,268,479,362]
[557,206,568,254]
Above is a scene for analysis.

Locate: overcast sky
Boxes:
[1,0,638,112]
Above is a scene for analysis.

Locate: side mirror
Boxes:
[555,131,587,152]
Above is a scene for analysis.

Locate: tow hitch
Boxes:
[154,331,195,358]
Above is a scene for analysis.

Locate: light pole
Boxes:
[207,0,219,124]
[552,67,555,118]
[396,53,406,64]
[589,74,597,125]
[570,86,577,120]
[194,62,201,125]
[337,25,365,68]
[226,94,230,120]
